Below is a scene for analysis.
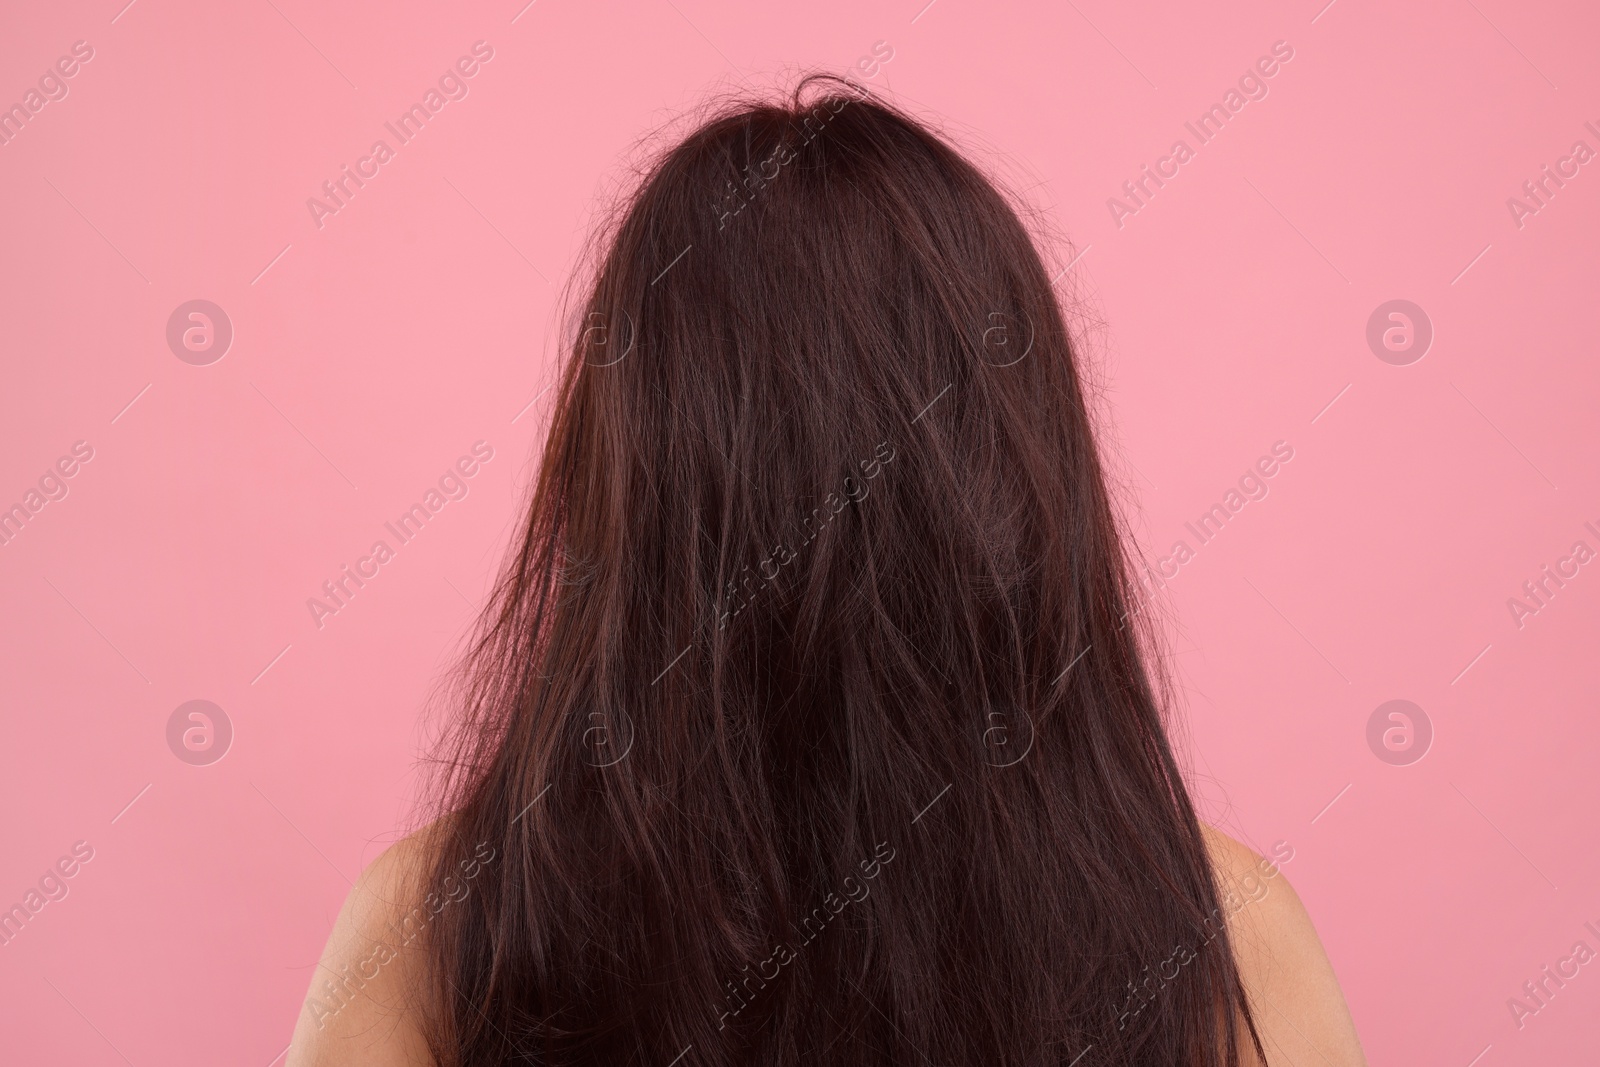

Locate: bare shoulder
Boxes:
[285,819,454,1067]
[1199,824,1367,1067]
[1199,827,1366,1065]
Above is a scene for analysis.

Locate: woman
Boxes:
[288,76,1365,1065]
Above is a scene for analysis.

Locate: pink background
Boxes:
[2,0,1597,1062]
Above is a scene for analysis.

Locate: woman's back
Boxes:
[287,820,1363,1064]
[288,76,1366,1066]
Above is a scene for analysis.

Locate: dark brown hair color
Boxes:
[418,73,1264,1066]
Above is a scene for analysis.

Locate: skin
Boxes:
[285,825,440,1067]
[288,824,1365,1066]
[1201,825,1368,1066]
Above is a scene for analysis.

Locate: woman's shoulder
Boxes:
[1199,824,1368,1066]
[284,819,453,1067]
[286,819,1365,1065]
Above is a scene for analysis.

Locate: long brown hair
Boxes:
[418,74,1263,1066]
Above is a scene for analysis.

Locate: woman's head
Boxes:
[421,74,1260,1065]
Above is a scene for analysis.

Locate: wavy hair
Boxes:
[417,74,1263,1066]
